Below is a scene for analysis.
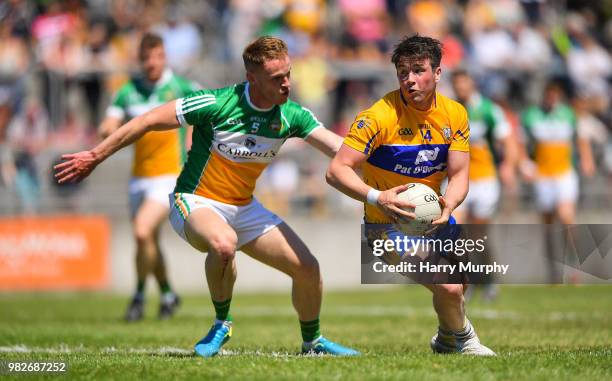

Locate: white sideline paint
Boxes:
[0,345,191,355]
[0,344,81,353]
[0,345,305,357]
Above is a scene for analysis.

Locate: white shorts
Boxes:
[169,193,283,249]
[455,178,500,219]
[534,170,579,212]
[128,175,177,217]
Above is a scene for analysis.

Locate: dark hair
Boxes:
[391,34,443,69]
[139,33,164,58]
[544,78,567,96]
[242,36,288,71]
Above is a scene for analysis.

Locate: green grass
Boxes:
[1,286,611,380]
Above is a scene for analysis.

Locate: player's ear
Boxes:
[246,70,255,84]
[434,66,442,83]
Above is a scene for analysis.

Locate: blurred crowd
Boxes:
[0,0,610,217]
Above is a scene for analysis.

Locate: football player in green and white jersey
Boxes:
[451,69,516,223]
[450,69,518,301]
[56,36,359,357]
[520,81,594,220]
[99,33,198,322]
[520,80,595,282]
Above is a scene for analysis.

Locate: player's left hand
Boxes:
[431,196,452,225]
[54,150,99,184]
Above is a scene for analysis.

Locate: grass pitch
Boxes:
[1,286,611,380]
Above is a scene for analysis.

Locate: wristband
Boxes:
[366,188,381,205]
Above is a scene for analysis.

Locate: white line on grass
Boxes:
[0,345,308,357]
[0,344,84,353]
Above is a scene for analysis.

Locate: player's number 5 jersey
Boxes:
[343,91,469,223]
[174,82,322,205]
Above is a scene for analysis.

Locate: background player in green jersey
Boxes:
[98,33,198,321]
[450,69,518,301]
[520,80,595,282]
[55,36,358,357]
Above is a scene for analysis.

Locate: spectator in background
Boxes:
[154,5,202,76]
[565,19,612,114]
[466,15,517,100]
[0,0,34,39]
[519,0,545,25]
[0,16,29,191]
[5,98,49,214]
[76,20,113,130]
[406,0,465,95]
[510,20,552,105]
[338,0,390,60]
[284,0,325,36]
[407,0,448,39]
[110,0,147,31]
[31,0,83,128]
[222,0,262,65]
[292,33,333,125]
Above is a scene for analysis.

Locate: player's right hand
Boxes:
[54,151,99,184]
[377,184,416,222]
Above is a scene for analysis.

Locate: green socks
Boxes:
[300,318,321,343]
[211,300,320,341]
[213,299,232,322]
[136,280,146,294]
[159,281,172,294]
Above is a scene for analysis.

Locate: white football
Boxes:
[394,183,442,236]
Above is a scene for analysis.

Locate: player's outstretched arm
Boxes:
[54,101,180,184]
[433,150,469,225]
[304,127,343,158]
[326,144,415,221]
[97,116,122,140]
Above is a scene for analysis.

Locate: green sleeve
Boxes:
[105,84,131,119]
[111,87,128,108]
[176,89,218,127]
[521,107,537,133]
[567,106,577,130]
[289,105,323,139]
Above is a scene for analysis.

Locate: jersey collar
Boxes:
[401,89,438,113]
[155,68,173,88]
[468,92,482,108]
[244,82,275,112]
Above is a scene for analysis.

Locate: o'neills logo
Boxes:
[217,143,277,159]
